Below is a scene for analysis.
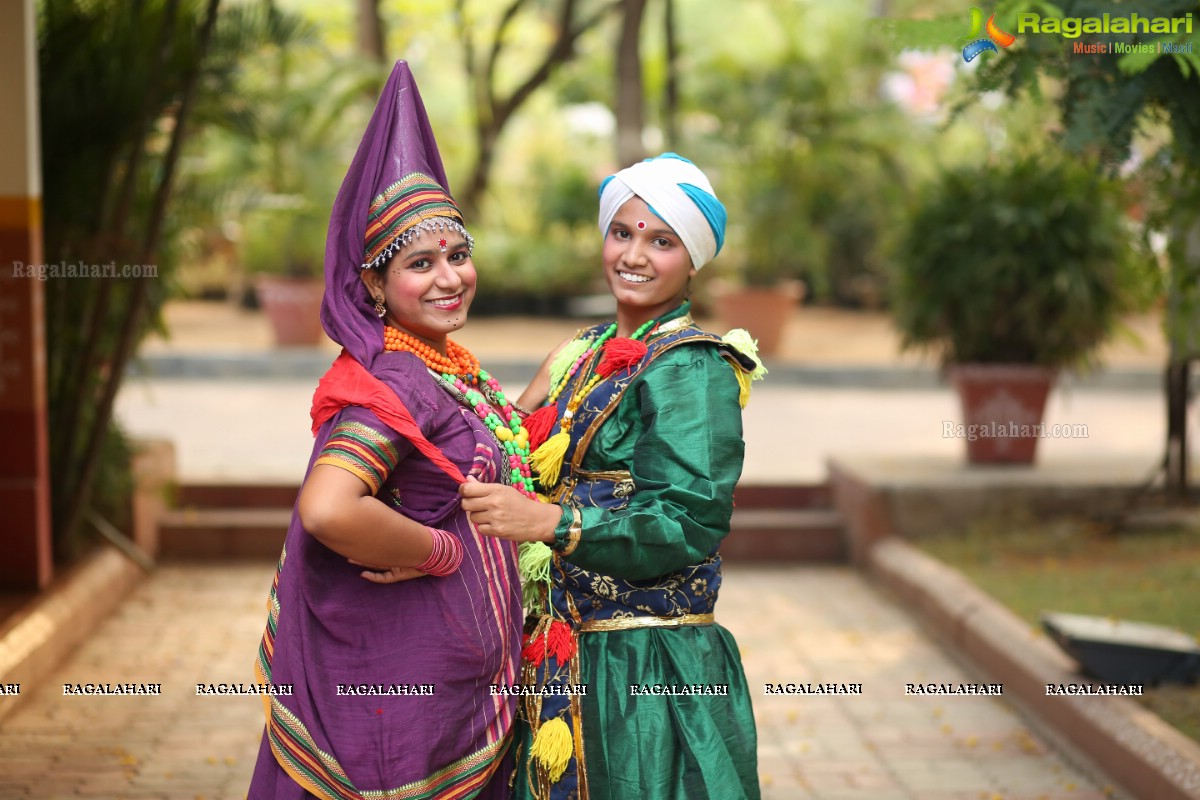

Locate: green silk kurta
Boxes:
[515,305,760,800]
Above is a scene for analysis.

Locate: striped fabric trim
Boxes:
[256,660,508,800]
[314,421,400,495]
[365,173,462,267]
[466,524,518,743]
[256,546,286,685]
[263,695,507,800]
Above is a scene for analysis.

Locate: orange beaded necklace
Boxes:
[383,326,481,378]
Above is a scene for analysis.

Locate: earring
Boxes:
[374,296,386,319]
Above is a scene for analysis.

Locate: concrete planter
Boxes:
[949,364,1056,465]
[255,275,326,347]
[711,280,804,356]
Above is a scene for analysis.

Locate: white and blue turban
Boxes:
[598,153,727,270]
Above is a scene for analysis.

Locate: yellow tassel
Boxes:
[734,367,752,409]
[530,717,573,783]
[530,430,570,488]
[722,327,768,408]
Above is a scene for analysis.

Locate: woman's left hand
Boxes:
[349,560,426,584]
[459,477,560,543]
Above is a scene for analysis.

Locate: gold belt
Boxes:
[578,613,714,633]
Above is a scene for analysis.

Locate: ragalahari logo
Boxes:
[961,7,1016,62]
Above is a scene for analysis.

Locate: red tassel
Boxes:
[596,337,648,377]
[523,631,548,667]
[524,405,560,451]
[547,620,577,663]
[523,620,577,667]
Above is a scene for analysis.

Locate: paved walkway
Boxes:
[0,563,1121,800]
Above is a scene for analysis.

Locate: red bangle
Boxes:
[417,527,463,576]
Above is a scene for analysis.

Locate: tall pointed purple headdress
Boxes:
[320,60,470,366]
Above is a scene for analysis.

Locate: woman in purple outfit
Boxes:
[246,62,526,800]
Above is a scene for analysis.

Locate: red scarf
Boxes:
[310,351,466,485]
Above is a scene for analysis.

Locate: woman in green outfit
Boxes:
[460,153,763,800]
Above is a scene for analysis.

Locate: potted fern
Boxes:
[892,153,1146,464]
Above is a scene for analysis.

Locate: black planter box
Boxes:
[1041,611,1200,686]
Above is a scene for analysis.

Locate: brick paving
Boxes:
[730,567,1123,800]
[0,563,1123,800]
[0,564,270,800]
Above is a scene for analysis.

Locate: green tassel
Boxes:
[518,542,552,609]
[548,337,590,390]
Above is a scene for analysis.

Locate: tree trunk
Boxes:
[356,0,386,63]
[456,0,619,219]
[1163,212,1200,501]
[1164,359,1190,500]
[662,0,678,150]
[460,122,498,223]
[615,0,648,166]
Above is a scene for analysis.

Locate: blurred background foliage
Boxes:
[40,0,300,554]
[162,0,1051,307]
[157,0,1185,310]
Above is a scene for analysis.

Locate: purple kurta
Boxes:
[248,351,522,800]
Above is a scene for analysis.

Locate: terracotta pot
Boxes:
[255,275,326,347]
[711,281,804,356]
[949,364,1057,465]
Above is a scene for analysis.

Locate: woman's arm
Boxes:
[516,335,575,410]
[555,351,744,579]
[298,463,434,568]
[472,347,746,581]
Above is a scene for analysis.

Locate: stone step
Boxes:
[160,484,845,563]
[175,483,299,510]
[724,509,846,563]
[734,483,832,510]
[175,482,834,511]
[158,508,290,561]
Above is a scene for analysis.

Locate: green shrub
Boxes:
[892,153,1149,368]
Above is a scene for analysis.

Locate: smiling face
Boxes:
[360,228,476,352]
[602,196,696,332]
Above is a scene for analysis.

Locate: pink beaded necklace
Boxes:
[437,368,537,499]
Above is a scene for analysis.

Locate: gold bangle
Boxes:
[560,507,582,556]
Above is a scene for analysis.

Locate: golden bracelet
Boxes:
[560,507,582,556]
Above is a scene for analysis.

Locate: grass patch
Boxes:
[918,514,1200,742]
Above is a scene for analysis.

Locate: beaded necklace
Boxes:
[384,326,480,378]
[546,318,657,402]
[531,317,658,488]
[547,324,615,403]
[439,368,536,499]
[383,327,536,499]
